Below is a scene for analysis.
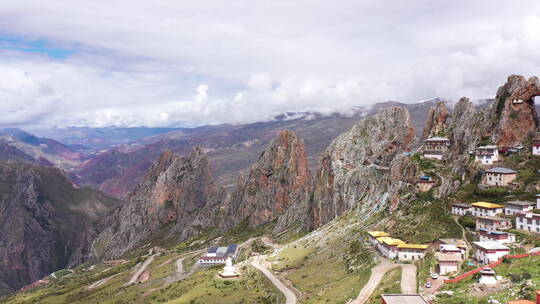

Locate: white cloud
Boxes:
[0,1,539,128]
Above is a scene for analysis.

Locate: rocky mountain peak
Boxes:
[226,130,312,232]
[491,74,540,146]
[422,101,450,139]
[91,147,225,260]
[310,106,417,228]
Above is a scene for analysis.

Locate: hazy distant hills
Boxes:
[71,99,440,197]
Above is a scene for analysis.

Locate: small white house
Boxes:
[475,216,512,231]
[504,201,535,215]
[471,202,504,217]
[515,212,540,234]
[478,229,515,244]
[536,194,540,209]
[473,242,510,264]
[479,268,497,285]
[451,203,471,216]
[436,252,461,275]
[484,167,517,187]
[475,145,499,165]
[533,139,540,156]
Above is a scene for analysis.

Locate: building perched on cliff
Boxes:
[423,137,450,160]
[475,145,499,165]
[484,167,517,187]
[533,139,540,156]
[416,176,435,192]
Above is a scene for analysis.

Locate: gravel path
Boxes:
[251,257,297,304]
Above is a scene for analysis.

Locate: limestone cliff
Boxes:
[310,107,417,228]
[490,75,540,147]
[225,130,312,234]
[91,147,225,260]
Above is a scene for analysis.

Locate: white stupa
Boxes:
[219,256,239,278]
[479,268,497,285]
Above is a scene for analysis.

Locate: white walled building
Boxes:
[475,145,499,165]
[478,229,515,244]
[476,216,512,231]
[436,252,461,275]
[376,237,405,259]
[471,202,504,217]
[484,167,517,187]
[515,212,540,234]
[473,242,510,264]
[504,201,535,215]
[451,203,471,216]
[536,194,540,209]
[397,244,428,261]
[423,137,450,160]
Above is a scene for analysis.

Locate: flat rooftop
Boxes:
[381,294,430,304]
[505,200,535,206]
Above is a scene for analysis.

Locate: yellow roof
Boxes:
[472,202,504,209]
[377,237,406,246]
[398,244,429,250]
[368,231,389,238]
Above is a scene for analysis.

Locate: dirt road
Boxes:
[251,257,297,304]
[352,260,417,304]
[126,254,157,285]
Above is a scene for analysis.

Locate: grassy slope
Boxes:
[271,215,375,304]
[366,268,402,304]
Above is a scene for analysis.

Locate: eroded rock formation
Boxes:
[226,130,312,234]
[422,101,450,139]
[490,75,540,147]
[310,107,417,228]
[91,147,225,260]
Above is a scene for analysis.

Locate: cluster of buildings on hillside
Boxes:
[450,197,540,264]
[367,231,429,261]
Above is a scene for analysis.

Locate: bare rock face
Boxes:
[91,147,225,260]
[310,107,417,228]
[490,75,540,147]
[226,130,312,233]
[422,101,450,139]
[0,163,118,294]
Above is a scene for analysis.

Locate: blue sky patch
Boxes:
[0,36,75,59]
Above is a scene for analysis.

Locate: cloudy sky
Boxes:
[1,1,539,129]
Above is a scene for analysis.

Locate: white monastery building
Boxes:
[470,202,504,217]
[484,167,517,187]
[451,203,471,216]
[515,212,540,234]
[504,200,535,215]
[473,242,510,263]
[475,145,499,165]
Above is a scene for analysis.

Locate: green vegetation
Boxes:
[366,267,402,304]
[434,255,540,304]
[410,152,436,170]
[383,200,462,243]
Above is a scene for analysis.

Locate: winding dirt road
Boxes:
[251,257,297,304]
